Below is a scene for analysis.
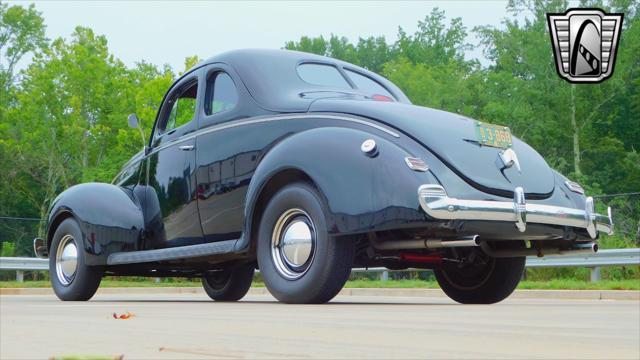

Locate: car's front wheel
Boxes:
[49,218,103,301]
[434,242,525,304]
[202,263,255,301]
[257,182,355,304]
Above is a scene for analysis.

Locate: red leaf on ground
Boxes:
[113,311,135,320]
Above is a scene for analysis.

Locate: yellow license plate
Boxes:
[475,122,512,148]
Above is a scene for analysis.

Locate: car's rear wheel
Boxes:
[434,242,525,304]
[49,218,103,301]
[202,263,255,301]
[257,182,355,304]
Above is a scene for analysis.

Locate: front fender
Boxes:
[47,183,144,265]
[243,126,436,248]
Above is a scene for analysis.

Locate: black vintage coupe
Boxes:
[34,49,613,304]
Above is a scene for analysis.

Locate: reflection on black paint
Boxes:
[146,138,203,249]
[195,121,310,242]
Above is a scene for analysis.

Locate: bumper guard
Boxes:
[418,185,613,239]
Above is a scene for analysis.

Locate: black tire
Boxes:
[49,218,103,301]
[257,182,355,304]
[202,263,255,301]
[434,243,525,304]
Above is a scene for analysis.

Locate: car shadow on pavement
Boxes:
[89,299,457,305]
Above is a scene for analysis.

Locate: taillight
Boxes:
[371,94,393,102]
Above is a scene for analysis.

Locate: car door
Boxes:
[195,64,262,242]
[144,71,204,249]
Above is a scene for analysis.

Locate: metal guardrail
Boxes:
[1,248,639,282]
[0,257,48,271]
[0,257,48,282]
[524,249,640,268]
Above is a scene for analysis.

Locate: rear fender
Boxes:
[240,126,436,250]
[46,183,145,266]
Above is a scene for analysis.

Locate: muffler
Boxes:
[425,235,480,249]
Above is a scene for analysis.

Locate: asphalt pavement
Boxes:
[1,293,639,359]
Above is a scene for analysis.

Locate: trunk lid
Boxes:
[308,99,555,198]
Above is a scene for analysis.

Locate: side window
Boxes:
[163,80,198,133]
[297,63,351,88]
[344,69,395,100]
[205,72,238,115]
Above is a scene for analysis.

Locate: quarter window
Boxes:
[205,72,239,115]
[297,63,350,88]
[344,69,394,99]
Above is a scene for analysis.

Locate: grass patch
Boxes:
[518,279,639,290]
[1,278,638,290]
[346,279,639,290]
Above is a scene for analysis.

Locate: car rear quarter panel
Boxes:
[194,114,442,250]
[239,123,438,250]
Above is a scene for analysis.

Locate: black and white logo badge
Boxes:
[547,8,623,83]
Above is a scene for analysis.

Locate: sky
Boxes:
[10,1,539,71]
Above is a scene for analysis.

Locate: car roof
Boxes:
[192,48,411,112]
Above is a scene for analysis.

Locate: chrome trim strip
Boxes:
[418,184,614,239]
[148,113,400,156]
[112,113,400,184]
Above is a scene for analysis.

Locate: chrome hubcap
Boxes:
[55,235,78,286]
[271,209,316,279]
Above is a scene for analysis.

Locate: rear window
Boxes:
[297,63,350,88]
[344,69,395,99]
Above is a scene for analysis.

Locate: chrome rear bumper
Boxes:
[418,185,613,239]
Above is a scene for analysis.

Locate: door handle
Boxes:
[178,145,195,151]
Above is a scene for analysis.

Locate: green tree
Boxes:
[0,2,46,99]
[0,2,47,256]
[395,8,474,68]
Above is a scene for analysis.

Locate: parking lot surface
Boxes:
[1,293,639,359]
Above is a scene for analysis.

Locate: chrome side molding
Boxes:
[417,184,614,239]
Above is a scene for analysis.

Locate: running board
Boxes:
[107,239,237,265]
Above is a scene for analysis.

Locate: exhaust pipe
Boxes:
[479,241,598,258]
[370,232,598,258]
[371,235,480,250]
[558,242,598,255]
